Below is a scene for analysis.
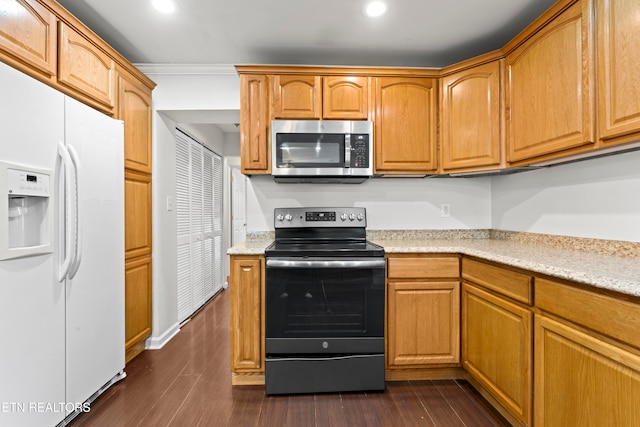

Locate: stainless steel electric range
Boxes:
[264,207,386,395]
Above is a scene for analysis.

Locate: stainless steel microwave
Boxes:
[271,120,373,183]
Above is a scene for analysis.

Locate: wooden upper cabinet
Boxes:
[240,74,270,174]
[597,0,640,146]
[323,76,369,119]
[0,0,57,78]
[440,60,503,172]
[272,75,321,119]
[374,77,437,174]
[118,72,153,174]
[58,22,115,113]
[505,0,595,165]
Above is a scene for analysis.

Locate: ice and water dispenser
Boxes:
[0,162,53,260]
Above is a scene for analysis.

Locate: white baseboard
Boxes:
[145,322,180,350]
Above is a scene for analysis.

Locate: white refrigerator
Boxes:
[0,62,125,426]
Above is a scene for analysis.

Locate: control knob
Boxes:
[357,213,364,221]
[285,213,293,221]
[340,213,348,221]
[276,214,284,221]
[349,213,356,221]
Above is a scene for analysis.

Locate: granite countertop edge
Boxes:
[228,237,640,298]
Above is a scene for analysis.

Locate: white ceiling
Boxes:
[56,0,557,131]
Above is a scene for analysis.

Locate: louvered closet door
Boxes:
[203,151,214,300]
[212,154,223,295]
[176,133,192,322]
[190,142,205,310]
[176,130,224,323]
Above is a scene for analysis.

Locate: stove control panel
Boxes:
[274,207,367,228]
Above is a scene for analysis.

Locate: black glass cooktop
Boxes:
[264,240,384,258]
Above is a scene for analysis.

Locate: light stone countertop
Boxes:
[227,240,272,255]
[228,235,640,298]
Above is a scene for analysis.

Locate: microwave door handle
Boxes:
[344,134,351,168]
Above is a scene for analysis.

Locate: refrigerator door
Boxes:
[0,63,67,426]
[63,96,125,411]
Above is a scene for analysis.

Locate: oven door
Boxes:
[265,257,385,355]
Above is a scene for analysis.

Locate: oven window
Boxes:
[275,133,345,167]
[265,264,384,338]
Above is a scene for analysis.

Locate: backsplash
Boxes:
[489,230,640,258]
[367,229,490,240]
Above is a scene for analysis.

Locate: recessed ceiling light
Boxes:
[364,1,387,18]
[152,0,176,14]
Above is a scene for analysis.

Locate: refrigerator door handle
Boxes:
[57,142,74,281]
[67,144,82,279]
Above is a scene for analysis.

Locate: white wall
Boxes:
[491,150,640,242]
[246,176,492,231]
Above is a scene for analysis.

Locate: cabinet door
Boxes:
[118,73,152,174]
[535,314,640,426]
[0,0,57,78]
[387,281,460,366]
[323,76,369,119]
[124,170,152,259]
[506,0,594,164]
[230,256,264,372]
[125,256,152,362]
[58,22,115,113]
[240,74,270,173]
[374,77,437,174]
[462,283,532,426]
[272,75,321,119]
[440,60,502,172]
[597,0,640,145]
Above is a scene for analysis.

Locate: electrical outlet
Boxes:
[440,203,451,218]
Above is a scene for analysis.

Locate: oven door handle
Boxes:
[266,258,386,269]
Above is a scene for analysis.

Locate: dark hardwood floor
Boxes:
[70,289,510,427]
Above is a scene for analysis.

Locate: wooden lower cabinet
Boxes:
[123,170,152,360]
[229,255,265,384]
[534,314,640,426]
[386,254,461,379]
[462,283,532,426]
[461,257,533,426]
[125,256,152,362]
[387,280,460,366]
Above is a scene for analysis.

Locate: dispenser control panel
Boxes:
[7,168,50,197]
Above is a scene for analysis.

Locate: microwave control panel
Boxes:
[350,134,369,169]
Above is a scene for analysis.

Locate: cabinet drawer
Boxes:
[535,278,640,350]
[387,255,459,279]
[462,258,532,305]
